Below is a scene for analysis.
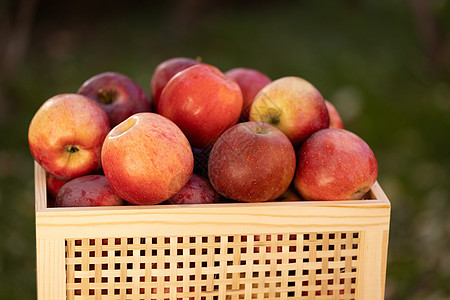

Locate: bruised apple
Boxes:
[249,76,329,148]
[208,122,296,202]
[28,94,110,180]
[158,64,243,148]
[101,113,194,205]
[78,72,151,127]
[55,175,123,207]
[294,128,378,200]
[167,174,220,204]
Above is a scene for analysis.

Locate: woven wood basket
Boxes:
[34,161,390,300]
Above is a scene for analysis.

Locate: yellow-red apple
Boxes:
[225,67,271,121]
[78,72,151,127]
[150,57,199,108]
[167,173,220,204]
[208,122,296,202]
[157,64,243,148]
[101,113,194,205]
[294,128,378,200]
[249,76,329,148]
[55,175,123,207]
[28,94,110,180]
[325,100,344,129]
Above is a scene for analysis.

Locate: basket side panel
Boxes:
[36,207,390,299]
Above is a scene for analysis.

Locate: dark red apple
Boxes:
[55,175,123,207]
[167,174,220,204]
[101,113,194,205]
[294,128,378,200]
[225,67,271,121]
[78,72,151,126]
[150,57,200,108]
[157,64,243,148]
[208,122,296,202]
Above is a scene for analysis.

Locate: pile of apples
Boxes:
[28,57,378,207]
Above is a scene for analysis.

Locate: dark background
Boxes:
[1,0,449,299]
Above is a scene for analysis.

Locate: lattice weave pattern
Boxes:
[65,232,360,299]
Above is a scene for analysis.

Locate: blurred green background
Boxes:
[1,0,449,299]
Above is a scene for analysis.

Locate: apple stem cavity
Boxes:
[261,107,281,126]
[97,88,117,104]
[254,126,268,135]
[66,145,79,154]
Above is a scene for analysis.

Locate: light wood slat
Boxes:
[36,238,65,300]
[34,160,47,212]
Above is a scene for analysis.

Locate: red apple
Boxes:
[78,71,151,127]
[47,174,68,207]
[249,76,329,148]
[225,67,271,121]
[150,57,200,108]
[55,175,123,207]
[294,128,378,200]
[325,100,344,129]
[28,94,110,180]
[101,113,194,205]
[167,173,220,204]
[47,174,68,199]
[208,122,296,202]
[157,64,243,148]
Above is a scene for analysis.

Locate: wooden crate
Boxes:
[35,161,390,300]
